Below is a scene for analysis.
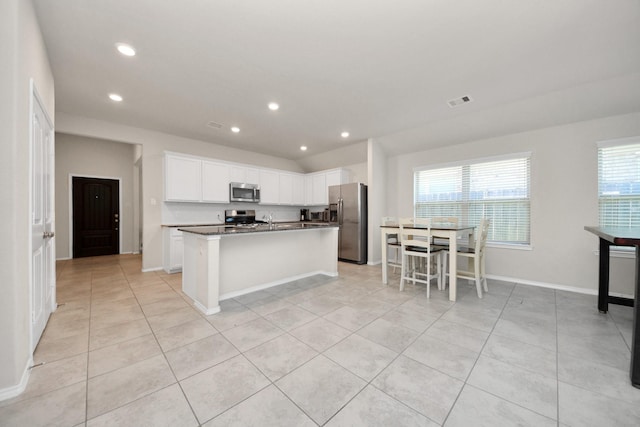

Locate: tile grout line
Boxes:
[436,280,516,426]
[84,266,95,424]
[200,273,417,425]
[36,258,637,425]
[129,267,203,426]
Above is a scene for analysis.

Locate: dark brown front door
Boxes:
[72,177,119,258]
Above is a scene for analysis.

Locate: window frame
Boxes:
[413,152,531,247]
[596,136,640,255]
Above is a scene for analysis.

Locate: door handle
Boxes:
[42,231,55,239]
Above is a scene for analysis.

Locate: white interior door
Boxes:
[31,83,55,351]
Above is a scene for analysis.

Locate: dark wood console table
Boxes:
[584,226,639,388]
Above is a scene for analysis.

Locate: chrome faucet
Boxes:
[263,212,274,229]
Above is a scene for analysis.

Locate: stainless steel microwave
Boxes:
[229,182,260,203]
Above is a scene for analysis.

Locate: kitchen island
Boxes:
[179,223,339,315]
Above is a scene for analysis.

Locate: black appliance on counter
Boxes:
[224,209,265,225]
[300,209,310,221]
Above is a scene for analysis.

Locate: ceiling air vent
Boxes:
[447,95,473,108]
[206,121,223,129]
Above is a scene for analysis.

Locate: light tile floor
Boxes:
[1,254,639,426]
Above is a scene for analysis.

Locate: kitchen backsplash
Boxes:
[162,202,313,225]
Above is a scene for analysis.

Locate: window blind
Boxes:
[414,155,530,245]
[598,142,640,228]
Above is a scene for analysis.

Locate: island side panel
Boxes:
[218,227,339,299]
[182,232,221,315]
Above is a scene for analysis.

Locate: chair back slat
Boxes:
[399,218,433,252]
[475,218,489,253]
[381,216,396,226]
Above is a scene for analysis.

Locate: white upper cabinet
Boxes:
[259,170,280,204]
[279,173,294,205]
[304,175,313,205]
[165,152,350,206]
[201,160,230,203]
[231,165,260,184]
[304,169,350,206]
[326,169,346,188]
[165,154,202,202]
[292,174,305,205]
[246,168,260,184]
[310,173,327,206]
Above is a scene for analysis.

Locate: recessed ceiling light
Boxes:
[268,102,279,111]
[108,93,123,102]
[341,131,350,138]
[300,146,307,151]
[231,126,240,133]
[115,43,136,57]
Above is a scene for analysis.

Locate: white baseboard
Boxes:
[0,357,32,402]
[486,274,634,299]
[368,260,382,266]
[194,301,221,316]
[141,266,164,273]
[56,256,72,261]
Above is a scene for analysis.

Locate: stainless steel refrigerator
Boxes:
[328,183,367,264]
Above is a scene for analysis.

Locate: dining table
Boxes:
[380,222,476,301]
[584,226,639,388]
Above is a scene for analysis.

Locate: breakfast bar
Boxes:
[180,223,339,315]
[584,226,640,388]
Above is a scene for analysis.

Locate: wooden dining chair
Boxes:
[429,216,459,248]
[382,216,401,273]
[398,217,444,297]
[443,218,489,298]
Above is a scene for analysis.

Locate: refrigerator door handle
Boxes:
[338,198,343,225]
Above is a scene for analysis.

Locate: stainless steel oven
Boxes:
[229,182,260,203]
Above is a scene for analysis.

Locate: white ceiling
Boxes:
[33,0,640,160]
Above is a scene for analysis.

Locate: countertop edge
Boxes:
[180,224,338,236]
[163,221,330,228]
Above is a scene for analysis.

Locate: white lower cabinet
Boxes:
[163,227,184,273]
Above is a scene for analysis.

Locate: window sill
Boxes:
[487,243,532,251]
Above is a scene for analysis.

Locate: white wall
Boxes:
[343,162,368,185]
[0,0,54,398]
[388,112,640,295]
[54,133,137,259]
[296,141,367,173]
[367,139,387,264]
[56,113,305,271]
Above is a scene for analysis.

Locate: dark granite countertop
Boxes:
[179,222,337,236]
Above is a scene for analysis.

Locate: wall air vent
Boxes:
[447,95,473,108]
[206,121,223,129]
